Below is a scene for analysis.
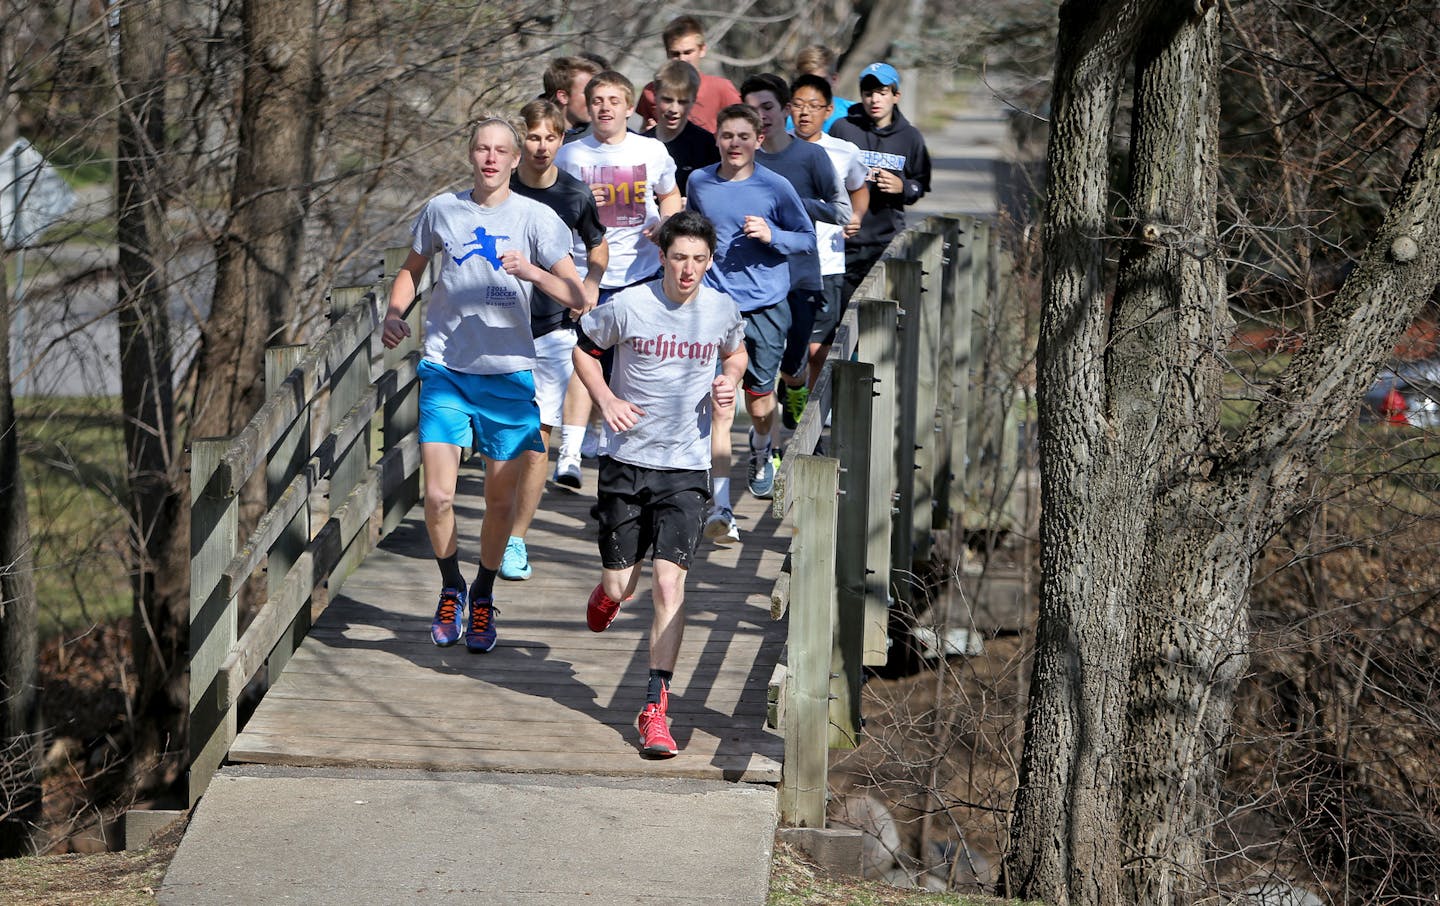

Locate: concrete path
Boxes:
[160,766,776,905]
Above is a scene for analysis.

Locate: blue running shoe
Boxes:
[430,587,466,647]
[499,536,532,580]
[747,446,776,499]
[465,595,498,653]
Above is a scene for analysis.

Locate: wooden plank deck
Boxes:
[230,432,791,783]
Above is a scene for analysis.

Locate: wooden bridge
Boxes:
[227,459,790,781]
[181,204,1007,846]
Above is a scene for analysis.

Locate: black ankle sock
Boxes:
[472,565,498,601]
[437,554,465,590]
[646,670,673,704]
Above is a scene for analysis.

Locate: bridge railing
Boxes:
[768,215,1000,827]
[186,247,425,804]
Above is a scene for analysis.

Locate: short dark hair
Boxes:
[789,73,832,104]
[656,210,717,254]
[715,103,762,135]
[740,72,789,107]
[663,15,705,48]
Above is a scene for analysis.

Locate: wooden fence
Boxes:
[768,214,997,827]
[186,248,427,804]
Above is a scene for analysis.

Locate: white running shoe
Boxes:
[703,505,740,545]
[554,453,582,489]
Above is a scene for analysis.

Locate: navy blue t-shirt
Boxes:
[643,122,720,197]
[510,169,607,337]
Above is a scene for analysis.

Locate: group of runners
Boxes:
[380,16,932,758]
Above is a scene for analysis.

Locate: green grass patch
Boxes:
[17,396,132,640]
[42,214,116,246]
[46,142,113,188]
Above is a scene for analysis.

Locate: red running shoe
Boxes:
[586,583,621,633]
[637,686,678,758]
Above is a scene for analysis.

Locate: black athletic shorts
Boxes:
[595,457,710,570]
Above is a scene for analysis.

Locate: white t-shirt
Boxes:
[810,133,868,277]
[556,133,677,288]
[410,189,572,374]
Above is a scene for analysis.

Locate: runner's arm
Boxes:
[382,250,429,348]
[582,238,610,310]
[573,336,645,432]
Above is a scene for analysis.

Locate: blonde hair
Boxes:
[795,45,837,77]
[584,70,636,107]
[654,60,700,100]
[469,114,521,151]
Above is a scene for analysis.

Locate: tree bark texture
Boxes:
[1007,1,1440,902]
[0,262,41,858]
[190,0,321,441]
[117,0,188,784]
[0,10,40,858]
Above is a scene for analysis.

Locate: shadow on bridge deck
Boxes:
[229,432,789,782]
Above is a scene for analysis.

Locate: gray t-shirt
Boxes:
[411,189,573,374]
[579,281,745,471]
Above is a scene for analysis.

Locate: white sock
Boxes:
[749,427,773,454]
[559,425,585,459]
[713,476,732,509]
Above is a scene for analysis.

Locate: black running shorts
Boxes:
[595,457,710,570]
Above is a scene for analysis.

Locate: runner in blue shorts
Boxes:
[382,116,587,653]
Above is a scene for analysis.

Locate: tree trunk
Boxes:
[190,0,321,441]
[116,0,188,789]
[0,244,41,860]
[0,7,40,859]
[1006,1,1440,902]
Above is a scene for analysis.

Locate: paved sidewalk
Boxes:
[160,766,777,905]
[914,81,1011,220]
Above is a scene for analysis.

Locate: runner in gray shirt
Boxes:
[382,117,586,655]
[572,210,746,757]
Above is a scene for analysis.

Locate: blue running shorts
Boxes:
[417,359,545,461]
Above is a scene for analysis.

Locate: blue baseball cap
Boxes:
[859,62,901,89]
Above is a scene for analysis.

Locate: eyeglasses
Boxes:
[789,100,829,112]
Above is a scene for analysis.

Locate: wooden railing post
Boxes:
[381,247,421,535]
[830,360,874,748]
[886,258,925,607]
[327,287,377,591]
[188,438,238,806]
[947,218,977,542]
[780,454,839,828]
[857,296,898,665]
[909,230,946,564]
[931,218,963,544]
[264,345,310,682]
